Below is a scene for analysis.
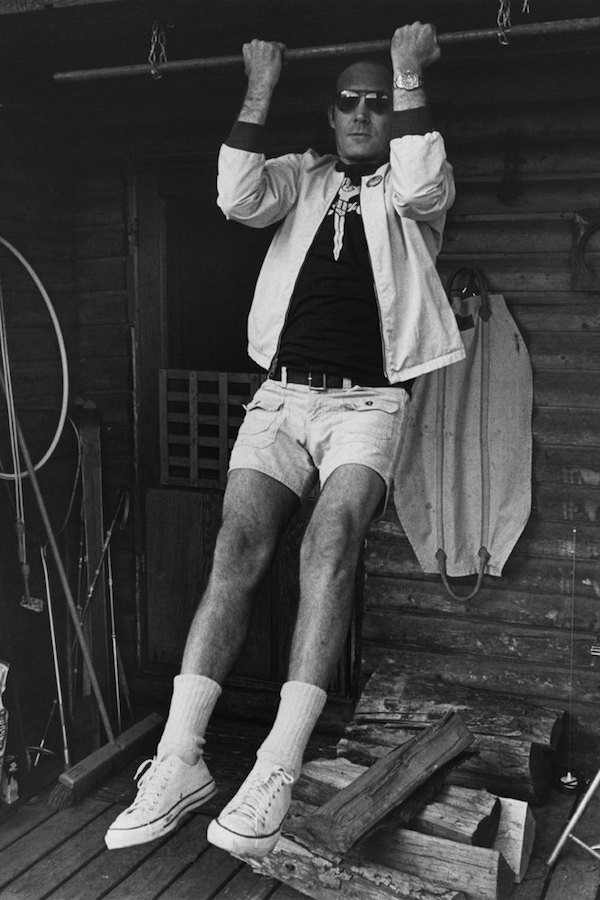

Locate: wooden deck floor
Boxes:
[1,719,600,899]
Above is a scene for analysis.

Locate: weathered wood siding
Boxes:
[70,162,137,679]
[363,44,600,770]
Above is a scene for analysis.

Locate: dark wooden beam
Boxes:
[0,0,44,13]
[0,0,144,12]
[50,0,147,6]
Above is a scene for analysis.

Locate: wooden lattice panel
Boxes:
[159,369,266,488]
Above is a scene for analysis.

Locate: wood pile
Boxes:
[244,710,536,900]
[337,659,565,803]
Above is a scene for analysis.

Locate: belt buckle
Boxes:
[308,371,326,391]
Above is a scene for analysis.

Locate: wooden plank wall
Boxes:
[70,162,138,680]
[363,43,600,771]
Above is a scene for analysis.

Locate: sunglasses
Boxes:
[334,90,391,115]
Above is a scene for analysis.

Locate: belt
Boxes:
[270,366,355,390]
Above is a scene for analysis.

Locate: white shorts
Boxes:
[228,378,409,510]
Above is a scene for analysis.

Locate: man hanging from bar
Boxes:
[105,21,464,858]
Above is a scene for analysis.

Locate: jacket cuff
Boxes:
[392,108,434,137]
[225,121,266,153]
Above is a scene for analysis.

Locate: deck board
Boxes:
[211,865,280,899]
[158,845,243,899]
[45,830,172,900]
[0,798,110,892]
[270,886,311,899]
[0,795,57,852]
[101,813,212,899]
[1,808,117,900]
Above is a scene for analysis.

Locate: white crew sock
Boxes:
[156,673,222,765]
[256,680,327,780]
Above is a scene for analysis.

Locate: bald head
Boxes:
[335,60,393,96]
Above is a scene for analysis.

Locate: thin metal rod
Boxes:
[72,488,127,652]
[40,547,71,768]
[106,546,122,734]
[54,16,600,83]
[547,764,600,867]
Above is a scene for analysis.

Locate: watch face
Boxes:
[396,70,421,90]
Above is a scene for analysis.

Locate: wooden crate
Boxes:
[159,369,265,488]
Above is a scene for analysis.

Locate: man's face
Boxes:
[328,62,393,165]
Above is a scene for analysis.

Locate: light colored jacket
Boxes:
[217,133,465,381]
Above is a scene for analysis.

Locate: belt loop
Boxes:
[342,376,353,390]
[280,365,288,387]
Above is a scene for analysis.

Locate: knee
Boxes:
[300,511,363,573]
[211,510,275,581]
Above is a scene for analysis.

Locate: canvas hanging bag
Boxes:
[394,267,533,599]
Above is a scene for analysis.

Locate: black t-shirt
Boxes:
[277,162,391,386]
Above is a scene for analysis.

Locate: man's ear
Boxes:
[327,105,336,130]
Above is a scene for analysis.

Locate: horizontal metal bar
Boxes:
[54,16,600,83]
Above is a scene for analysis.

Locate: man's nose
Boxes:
[352,97,370,118]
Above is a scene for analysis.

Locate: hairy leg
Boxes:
[289,463,385,688]
[181,469,298,682]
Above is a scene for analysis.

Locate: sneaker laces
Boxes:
[229,766,294,832]
[128,757,173,814]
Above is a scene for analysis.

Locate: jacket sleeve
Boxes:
[389,132,456,226]
[217,144,303,229]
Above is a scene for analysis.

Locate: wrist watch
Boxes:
[393,69,423,91]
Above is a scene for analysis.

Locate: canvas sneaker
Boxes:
[105,754,216,849]
[207,761,294,858]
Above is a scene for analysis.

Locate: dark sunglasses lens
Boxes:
[335,94,359,113]
[335,92,390,114]
[366,97,390,114]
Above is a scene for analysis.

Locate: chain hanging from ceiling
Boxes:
[497,0,531,45]
[148,19,168,79]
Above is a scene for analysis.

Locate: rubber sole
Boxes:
[206,816,281,858]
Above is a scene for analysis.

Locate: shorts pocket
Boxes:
[341,396,401,440]
[236,396,286,449]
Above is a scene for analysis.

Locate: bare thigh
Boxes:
[219,468,299,553]
[181,469,299,678]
